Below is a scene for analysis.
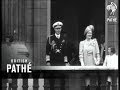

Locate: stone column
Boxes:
[33,0,50,66]
[105,0,118,55]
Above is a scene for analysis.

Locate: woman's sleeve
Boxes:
[79,41,83,58]
[79,41,84,66]
[94,39,100,65]
[94,39,100,54]
[103,56,107,66]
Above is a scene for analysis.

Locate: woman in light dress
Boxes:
[103,46,118,88]
[79,25,101,89]
[79,25,100,66]
[103,46,118,67]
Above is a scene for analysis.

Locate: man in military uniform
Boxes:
[46,21,69,66]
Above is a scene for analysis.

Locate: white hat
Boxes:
[84,25,94,35]
[52,21,63,28]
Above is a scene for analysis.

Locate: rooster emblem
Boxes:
[106,2,117,15]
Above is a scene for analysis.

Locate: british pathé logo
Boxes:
[7,59,32,73]
[106,2,117,22]
[106,2,117,15]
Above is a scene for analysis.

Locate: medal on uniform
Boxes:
[56,49,60,53]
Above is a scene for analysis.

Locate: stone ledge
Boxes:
[32,66,118,70]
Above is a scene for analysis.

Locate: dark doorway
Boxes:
[51,0,105,63]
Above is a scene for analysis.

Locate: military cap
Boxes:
[84,25,94,35]
[52,21,63,28]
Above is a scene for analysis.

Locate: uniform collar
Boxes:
[55,33,60,39]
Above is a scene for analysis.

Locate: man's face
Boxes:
[54,26,62,35]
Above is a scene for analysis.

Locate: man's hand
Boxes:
[46,55,50,66]
[46,62,51,66]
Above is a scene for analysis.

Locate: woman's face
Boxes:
[86,30,92,39]
[108,48,111,55]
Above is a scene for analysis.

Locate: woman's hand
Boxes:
[65,62,70,66]
[94,57,100,65]
[46,62,51,66]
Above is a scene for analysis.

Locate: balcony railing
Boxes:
[32,66,118,70]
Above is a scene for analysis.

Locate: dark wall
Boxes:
[51,0,105,50]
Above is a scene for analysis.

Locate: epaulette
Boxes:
[48,35,54,39]
[50,34,54,37]
[49,35,54,38]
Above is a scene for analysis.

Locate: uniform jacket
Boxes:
[46,34,67,65]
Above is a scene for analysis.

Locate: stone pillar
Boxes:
[38,79,44,90]
[33,0,50,66]
[17,78,23,90]
[105,0,118,55]
[2,0,26,42]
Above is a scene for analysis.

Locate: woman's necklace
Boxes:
[86,39,91,46]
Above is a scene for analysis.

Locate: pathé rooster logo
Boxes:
[106,2,117,15]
